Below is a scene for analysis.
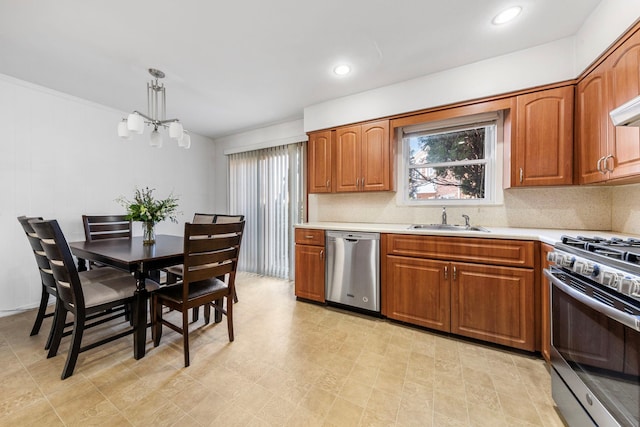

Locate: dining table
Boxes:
[69,234,184,359]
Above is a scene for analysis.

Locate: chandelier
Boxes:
[117,68,190,149]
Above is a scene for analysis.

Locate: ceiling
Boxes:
[0,0,601,139]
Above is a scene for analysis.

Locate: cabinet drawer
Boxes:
[385,234,534,268]
[295,228,325,246]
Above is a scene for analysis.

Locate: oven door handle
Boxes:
[545,269,640,332]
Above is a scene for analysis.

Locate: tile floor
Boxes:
[0,273,566,426]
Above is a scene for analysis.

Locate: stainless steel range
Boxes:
[545,235,640,427]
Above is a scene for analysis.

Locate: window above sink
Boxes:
[398,111,504,206]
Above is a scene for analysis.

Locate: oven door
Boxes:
[546,268,640,427]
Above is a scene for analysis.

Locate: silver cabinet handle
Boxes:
[361,177,365,189]
[545,269,640,332]
[326,180,330,188]
[356,178,360,188]
[453,266,457,281]
[305,235,314,239]
[319,249,324,260]
[444,266,448,280]
[604,154,614,173]
[597,156,606,174]
[519,168,523,184]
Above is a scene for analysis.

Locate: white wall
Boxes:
[1,74,216,314]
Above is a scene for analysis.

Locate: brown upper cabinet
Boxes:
[513,86,574,186]
[308,120,392,194]
[578,27,640,184]
[335,120,391,192]
[308,130,333,193]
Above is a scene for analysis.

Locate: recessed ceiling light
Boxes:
[333,64,351,76]
[492,6,522,25]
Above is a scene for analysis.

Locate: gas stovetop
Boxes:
[551,235,640,300]
[557,235,640,273]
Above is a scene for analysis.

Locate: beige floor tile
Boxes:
[433,390,469,424]
[325,396,364,426]
[499,394,544,425]
[285,406,325,427]
[299,385,337,418]
[255,394,296,425]
[366,388,401,423]
[339,377,374,408]
[0,399,65,426]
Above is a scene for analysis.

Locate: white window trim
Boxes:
[397,111,504,206]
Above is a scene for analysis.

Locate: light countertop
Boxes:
[295,222,635,246]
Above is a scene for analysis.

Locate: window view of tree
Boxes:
[407,125,492,200]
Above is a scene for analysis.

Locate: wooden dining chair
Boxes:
[165,213,244,322]
[30,219,142,380]
[82,215,132,269]
[152,221,245,367]
[17,216,57,347]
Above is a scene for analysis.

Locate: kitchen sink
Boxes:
[409,224,490,232]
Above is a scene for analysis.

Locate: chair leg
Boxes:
[182,309,190,367]
[47,302,67,358]
[214,299,223,323]
[192,307,199,322]
[227,296,234,342]
[203,303,211,325]
[152,295,162,347]
[61,313,84,380]
[30,286,50,336]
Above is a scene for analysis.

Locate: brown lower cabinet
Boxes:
[294,228,325,302]
[451,262,534,351]
[383,234,536,351]
[386,256,450,332]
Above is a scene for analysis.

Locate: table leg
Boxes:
[133,272,148,360]
[77,258,87,272]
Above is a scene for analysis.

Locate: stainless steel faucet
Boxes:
[441,207,447,225]
[462,214,470,228]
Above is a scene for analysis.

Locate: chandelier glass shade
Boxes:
[118,68,190,149]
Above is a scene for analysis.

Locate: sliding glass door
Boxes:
[228,142,305,279]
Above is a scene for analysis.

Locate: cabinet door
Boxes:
[308,130,333,193]
[451,262,535,351]
[514,87,573,186]
[385,256,450,332]
[541,243,553,363]
[607,29,640,180]
[361,120,390,191]
[294,244,325,302]
[335,125,362,192]
[577,64,610,184]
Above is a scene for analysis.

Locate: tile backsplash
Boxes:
[309,185,621,232]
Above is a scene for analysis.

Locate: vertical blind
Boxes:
[228,142,305,279]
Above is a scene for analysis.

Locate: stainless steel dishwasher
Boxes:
[325,230,380,313]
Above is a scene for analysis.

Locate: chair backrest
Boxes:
[192,213,216,224]
[30,219,85,311]
[181,221,245,297]
[82,215,132,242]
[213,214,245,224]
[17,216,57,292]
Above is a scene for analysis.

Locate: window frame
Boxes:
[398,111,503,206]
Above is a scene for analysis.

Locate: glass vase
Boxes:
[142,222,156,245]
